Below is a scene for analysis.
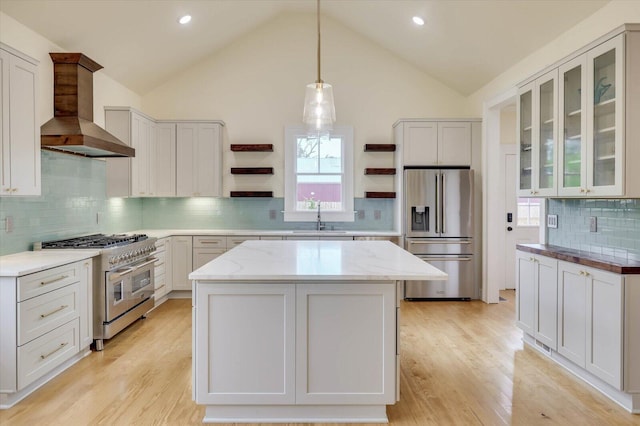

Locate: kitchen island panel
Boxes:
[194,283,295,405]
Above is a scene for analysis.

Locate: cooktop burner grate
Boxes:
[41,233,148,249]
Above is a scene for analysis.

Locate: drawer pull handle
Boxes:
[156,284,166,290]
[40,342,68,360]
[40,305,69,318]
[199,241,221,244]
[40,275,69,286]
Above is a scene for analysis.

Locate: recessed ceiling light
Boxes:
[178,15,192,25]
[412,16,425,26]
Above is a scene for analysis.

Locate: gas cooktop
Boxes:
[41,233,148,249]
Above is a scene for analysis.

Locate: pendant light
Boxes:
[302,0,335,136]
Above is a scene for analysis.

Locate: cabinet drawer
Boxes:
[18,283,80,346]
[155,272,168,299]
[154,250,167,276]
[17,318,80,390]
[18,262,81,302]
[193,236,226,249]
[227,236,259,248]
[154,237,169,252]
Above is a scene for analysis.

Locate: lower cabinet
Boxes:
[516,251,628,393]
[171,236,193,291]
[193,281,397,406]
[515,251,557,349]
[0,258,92,406]
[557,261,623,389]
[153,237,171,304]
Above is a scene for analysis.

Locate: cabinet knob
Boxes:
[580,188,585,193]
[585,188,591,193]
[11,188,18,192]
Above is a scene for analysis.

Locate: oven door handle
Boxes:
[130,257,158,272]
[111,267,135,279]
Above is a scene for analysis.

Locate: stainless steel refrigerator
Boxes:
[404,168,475,299]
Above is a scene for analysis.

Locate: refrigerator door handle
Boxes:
[435,174,439,234]
[441,173,446,234]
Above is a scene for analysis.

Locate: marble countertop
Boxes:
[134,229,401,239]
[0,250,100,277]
[517,244,640,274]
[189,240,447,281]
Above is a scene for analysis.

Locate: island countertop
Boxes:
[189,240,447,281]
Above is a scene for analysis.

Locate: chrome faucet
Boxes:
[316,202,325,231]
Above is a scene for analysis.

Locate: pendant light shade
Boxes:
[302,0,336,136]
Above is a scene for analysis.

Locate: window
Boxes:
[284,126,354,222]
[517,197,541,226]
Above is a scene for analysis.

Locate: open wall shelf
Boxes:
[230,191,273,197]
[365,168,396,175]
[364,144,396,152]
[231,167,274,175]
[365,192,396,199]
[230,144,273,152]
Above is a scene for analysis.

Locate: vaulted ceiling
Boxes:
[0,0,610,96]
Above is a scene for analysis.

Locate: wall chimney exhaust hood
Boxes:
[40,53,134,158]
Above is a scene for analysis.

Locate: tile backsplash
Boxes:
[1,151,395,255]
[140,197,394,231]
[547,198,640,261]
[0,151,142,255]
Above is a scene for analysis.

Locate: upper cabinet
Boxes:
[176,122,222,197]
[105,107,167,197]
[105,107,222,198]
[519,26,640,198]
[559,35,624,196]
[397,120,473,167]
[0,44,40,197]
[517,69,558,197]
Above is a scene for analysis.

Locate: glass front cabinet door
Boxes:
[586,34,623,196]
[517,83,533,196]
[560,34,623,196]
[517,70,558,197]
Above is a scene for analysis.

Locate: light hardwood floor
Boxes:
[1,291,637,425]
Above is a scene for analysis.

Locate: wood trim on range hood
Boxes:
[40,52,135,158]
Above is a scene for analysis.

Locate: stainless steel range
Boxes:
[41,234,157,350]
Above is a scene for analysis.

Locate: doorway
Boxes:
[484,89,543,302]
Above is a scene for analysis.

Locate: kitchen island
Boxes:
[189,240,446,423]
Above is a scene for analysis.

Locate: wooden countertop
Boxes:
[516,244,640,275]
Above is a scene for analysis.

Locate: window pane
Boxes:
[319,137,342,173]
[296,175,342,211]
[297,137,319,173]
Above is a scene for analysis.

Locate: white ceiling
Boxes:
[0,0,610,96]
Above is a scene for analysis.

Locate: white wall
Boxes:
[468,0,640,115]
[0,11,141,128]
[142,12,472,197]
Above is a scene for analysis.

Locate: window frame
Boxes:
[284,125,354,222]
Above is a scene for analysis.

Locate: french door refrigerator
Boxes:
[404,168,476,299]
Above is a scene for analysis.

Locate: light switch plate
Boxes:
[547,214,558,229]
[590,216,597,232]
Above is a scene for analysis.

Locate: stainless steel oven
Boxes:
[41,234,157,350]
[106,257,155,323]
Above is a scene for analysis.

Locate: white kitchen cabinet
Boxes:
[295,283,397,405]
[153,237,171,305]
[557,261,623,388]
[105,107,177,197]
[0,259,92,407]
[398,120,472,167]
[517,69,558,197]
[194,283,296,404]
[0,44,40,197]
[515,251,558,349]
[153,122,177,196]
[171,236,193,291]
[521,27,640,197]
[176,122,222,197]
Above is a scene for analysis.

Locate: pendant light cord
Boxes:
[317,0,322,84]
